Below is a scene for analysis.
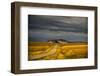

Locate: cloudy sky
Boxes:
[28,15,88,42]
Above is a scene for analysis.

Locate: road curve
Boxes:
[30,44,58,59]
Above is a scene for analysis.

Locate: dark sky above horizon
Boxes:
[28,15,88,42]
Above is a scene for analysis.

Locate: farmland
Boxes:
[28,42,88,60]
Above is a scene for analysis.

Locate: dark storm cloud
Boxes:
[28,15,88,42]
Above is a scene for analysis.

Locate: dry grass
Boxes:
[28,42,88,60]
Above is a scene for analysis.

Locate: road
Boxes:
[30,44,59,59]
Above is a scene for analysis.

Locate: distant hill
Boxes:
[48,39,69,43]
[47,39,87,44]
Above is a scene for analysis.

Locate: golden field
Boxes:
[28,42,88,60]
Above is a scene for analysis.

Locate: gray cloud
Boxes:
[28,15,88,42]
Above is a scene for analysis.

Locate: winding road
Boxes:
[30,44,59,59]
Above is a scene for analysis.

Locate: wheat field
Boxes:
[28,42,88,60]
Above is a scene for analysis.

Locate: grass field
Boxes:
[28,42,88,60]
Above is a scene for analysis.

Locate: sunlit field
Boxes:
[28,42,88,60]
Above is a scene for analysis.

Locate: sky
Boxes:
[28,15,88,42]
